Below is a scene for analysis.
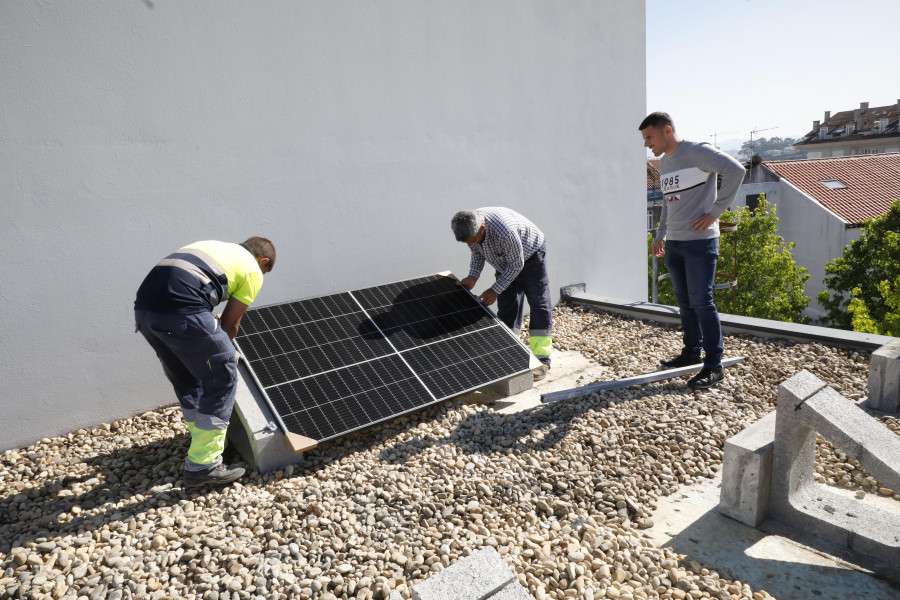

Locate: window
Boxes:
[821,179,848,190]
[745,193,764,212]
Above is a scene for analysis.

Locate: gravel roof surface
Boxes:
[1,304,898,600]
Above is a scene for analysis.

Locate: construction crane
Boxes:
[748,126,779,159]
[709,130,741,149]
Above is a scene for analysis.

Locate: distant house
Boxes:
[647,158,662,231]
[795,100,900,158]
[736,154,900,321]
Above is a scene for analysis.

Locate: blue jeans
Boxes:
[664,238,723,368]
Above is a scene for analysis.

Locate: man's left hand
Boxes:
[690,212,717,233]
[478,289,499,307]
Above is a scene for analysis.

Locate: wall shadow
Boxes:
[658,509,900,599]
[0,435,237,554]
[376,381,682,464]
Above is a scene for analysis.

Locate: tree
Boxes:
[846,282,900,336]
[649,197,810,323]
[818,199,900,332]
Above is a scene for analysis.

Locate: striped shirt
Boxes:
[467,207,545,294]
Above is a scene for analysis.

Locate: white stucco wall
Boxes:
[0,1,647,450]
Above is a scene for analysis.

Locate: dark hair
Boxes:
[639,111,675,132]
[243,236,276,271]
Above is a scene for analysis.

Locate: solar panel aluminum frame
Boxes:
[234,272,539,453]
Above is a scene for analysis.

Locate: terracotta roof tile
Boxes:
[763,154,900,225]
[796,101,900,146]
[647,158,660,189]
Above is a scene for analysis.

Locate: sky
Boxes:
[646,0,900,152]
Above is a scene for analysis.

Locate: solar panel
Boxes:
[235,273,534,447]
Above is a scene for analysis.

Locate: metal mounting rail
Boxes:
[540,356,746,403]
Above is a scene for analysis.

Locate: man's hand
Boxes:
[652,238,665,258]
[458,276,478,291]
[478,288,499,307]
[691,213,717,233]
[220,298,250,341]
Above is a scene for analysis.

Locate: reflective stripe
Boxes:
[156,258,212,285]
[184,411,229,430]
[156,247,227,287]
[529,329,552,338]
[176,248,227,278]
[186,422,227,466]
[530,335,552,357]
[194,413,229,431]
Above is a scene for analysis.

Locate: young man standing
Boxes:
[134,237,275,487]
[451,208,552,381]
[640,112,745,389]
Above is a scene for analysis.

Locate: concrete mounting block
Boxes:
[769,370,900,568]
[411,547,529,600]
[868,338,900,413]
[719,411,777,527]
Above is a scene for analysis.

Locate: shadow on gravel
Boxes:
[663,509,900,600]
[376,382,695,465]
[0,434,242,554]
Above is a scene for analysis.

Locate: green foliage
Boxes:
[818,200,900,332]
[649,198,810,323]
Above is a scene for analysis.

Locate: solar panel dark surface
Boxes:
[235,273,533,444]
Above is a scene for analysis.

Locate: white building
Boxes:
[0,2,647,450]
[737,154,900,321]
[796,101,900,158]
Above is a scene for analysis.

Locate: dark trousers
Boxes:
[497,245,553,365]
[135,310,237,472]
[664,238,724,369]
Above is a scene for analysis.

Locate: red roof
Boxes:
[796,101,900,146]
[647,158,660,189]
[763,154,900,225]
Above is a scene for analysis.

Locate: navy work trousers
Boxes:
[496,245,553,365]
[135,310,237,472]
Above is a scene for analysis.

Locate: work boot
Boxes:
[688,366,725,389]
[660,352,702,369]
[533,363,550,382]
[184,464,245,488]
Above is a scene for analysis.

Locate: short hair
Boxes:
[243,236,276,271]
[639,111,675,132]
[450,211,484,242]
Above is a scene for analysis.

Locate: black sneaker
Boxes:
[184,464,245,488]
[688,366,725,389]
[660,353,702,369]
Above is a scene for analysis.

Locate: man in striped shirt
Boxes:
[451,207,552,380]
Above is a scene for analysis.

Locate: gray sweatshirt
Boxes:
[655,141,746,241]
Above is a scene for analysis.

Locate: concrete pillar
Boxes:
[719,412,776,527]
[868,339,900,413]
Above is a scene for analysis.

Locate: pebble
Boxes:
[0,305,895,600]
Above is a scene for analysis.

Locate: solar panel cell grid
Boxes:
[235,274,532,444]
